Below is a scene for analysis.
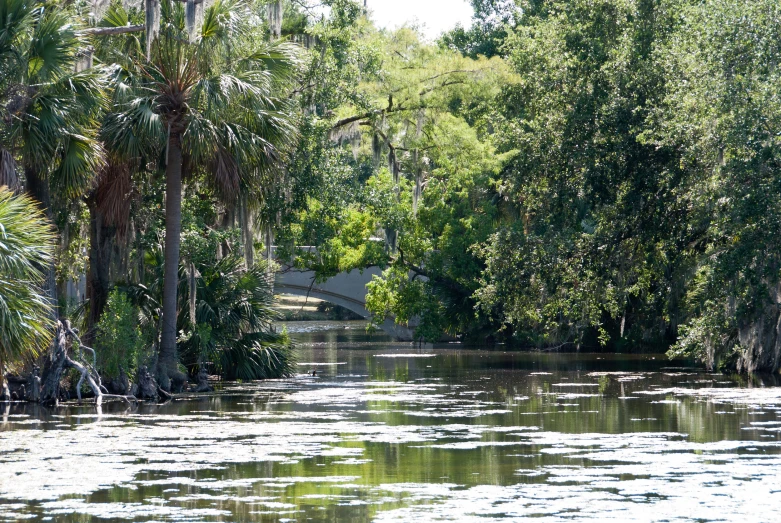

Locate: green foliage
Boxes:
[281,13,512,341]
[648,0,781,369]
[279,0,781,371]
[8,0,781,380]
[177,256,294,380]
[475,0,686,349]
[102,0,301,199]
[0,188,55,369]
[0,0,106,197]
[124,242,294,381]
[441,0,521,58]
[55,202,89,288]
[94,289,144,379]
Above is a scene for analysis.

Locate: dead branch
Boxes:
[77,25,145,36]
[39,321,138,407]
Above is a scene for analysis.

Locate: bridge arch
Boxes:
[274,267,415,341]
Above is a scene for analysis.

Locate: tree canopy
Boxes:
[3,0,781,393]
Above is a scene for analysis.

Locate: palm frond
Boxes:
[165,255,294,379]
[101,96,164,159]
[0,0,36,71]
[51,133,105,198]
[199,0,248,44]
[27,6,79,81]
[0,187,55,364]
[90,2,144,63]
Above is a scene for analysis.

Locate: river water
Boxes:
[1,320,781,522]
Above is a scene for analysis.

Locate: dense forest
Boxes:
[2,0,781,402]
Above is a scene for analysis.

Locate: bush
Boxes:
[94,289,144,380]
[177,256,295,380]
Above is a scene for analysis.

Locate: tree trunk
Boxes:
[25,167,58,317]
[39,321,114,406]
[85,196,115,344]
[734,283,781,374]
[0,356,8,401]
[218,207,234,259]
[239,195,254,268]
[268,0,282,39]
[39,326,69,405]
[158,133,186,392]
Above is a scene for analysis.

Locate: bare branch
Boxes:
[77,25,145,36]
[421,69,474,82]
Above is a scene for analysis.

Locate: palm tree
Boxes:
[181,256,294,380]
[0,0,107,309]
[0,187,55,399]
[104,0,299,391]
[124,250,294,381]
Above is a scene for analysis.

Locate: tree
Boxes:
[279,7,512,341]
[77,3,147,341]
[0,0,106,311]
[441,0,522,59]
[0,187,55,399]
[655,0,781,373]
[105,0,299,390]
[475,0,687,349]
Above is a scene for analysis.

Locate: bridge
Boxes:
[273,259,416,341]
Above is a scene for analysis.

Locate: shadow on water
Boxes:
[2,320,781,522]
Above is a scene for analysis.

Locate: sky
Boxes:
[365,0,474,39]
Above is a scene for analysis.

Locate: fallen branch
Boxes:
[157,386,173,402]
[39,320,138,407]
[61,322,109,402]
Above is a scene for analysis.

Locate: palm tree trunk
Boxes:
[158,133,184,392]
[85,196,114,345]
[25,167,58,317]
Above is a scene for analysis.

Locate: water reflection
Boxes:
[1,321,780,522]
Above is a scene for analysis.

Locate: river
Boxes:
[1,320,781,522]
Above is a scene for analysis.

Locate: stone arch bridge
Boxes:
[273,253,415,341]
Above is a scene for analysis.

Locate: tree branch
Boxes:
[396,247,471,296]
[398,247,430,279]
[78,25,145,36]
[331,93,424,131]
[419,80,467,96]
[422,69,474,82]
[332,112,375,129]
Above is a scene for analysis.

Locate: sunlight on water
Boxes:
[1,320,780,522]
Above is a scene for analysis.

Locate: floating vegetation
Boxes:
[1,332,780,521]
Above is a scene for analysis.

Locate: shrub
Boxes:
[94,289,144,380]
[177,257,295,380]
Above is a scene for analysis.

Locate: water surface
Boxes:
[2,320,781,522]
